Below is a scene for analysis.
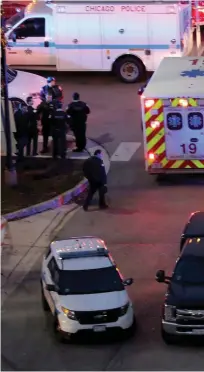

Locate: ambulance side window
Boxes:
[167,113,183,130]
[11,18,45,39]
[188,113,203,130]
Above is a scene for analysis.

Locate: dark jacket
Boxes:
[66,100,90,125]
[40,84,63,103]
[37,101,55,125]
[52,109,69,132]
[27,106,39,134]
[14,109,29,137]
[83,156,107,184]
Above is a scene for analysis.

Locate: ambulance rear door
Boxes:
[164,106,204,161]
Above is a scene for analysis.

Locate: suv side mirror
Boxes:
[46,284,56,292]
[123,278,133,286]
[155,270,165,283]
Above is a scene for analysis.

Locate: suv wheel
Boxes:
[41,283,50,312]
[162,328,178,345]
[53,315,66,343]
[125,316,137,338]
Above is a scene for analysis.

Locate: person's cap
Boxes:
[94,149,102,156]
[47,77,55,83]
[73,92,80,100]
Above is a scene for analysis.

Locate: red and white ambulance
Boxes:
[141,56,204,174]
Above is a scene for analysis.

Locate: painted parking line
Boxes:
[110,142,141,162]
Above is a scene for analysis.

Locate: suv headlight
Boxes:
[61,307,76,320]
[163,304,176,322]
[119,303,129,317]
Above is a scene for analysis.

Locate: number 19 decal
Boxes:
[180,143,197,154]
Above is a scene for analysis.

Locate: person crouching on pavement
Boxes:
[66,92,90,153]
[83,149,108,211]
[37,94,55,154]
[14,103,29,161]
[26,96,39,156]
[52,101,69,159]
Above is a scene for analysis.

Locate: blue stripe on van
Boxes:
[7,42,181,50]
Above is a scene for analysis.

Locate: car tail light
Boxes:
[148,153,155,160]
[145,99,155,108]
[179,98,188,107]
[151,121,160,129]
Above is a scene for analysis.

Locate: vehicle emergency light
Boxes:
[151,121,160,129]
[179,98,188,107]
[145,99,155,108]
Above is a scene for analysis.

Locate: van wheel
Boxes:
[115,57,145,83]
[125,316,137,338]
[162,329,177,345]
[10,97,26,111]
[41,283,50,312]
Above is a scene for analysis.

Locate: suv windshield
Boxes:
[5,10,24,29]
[172,256,204,285]
[56,266,124,295]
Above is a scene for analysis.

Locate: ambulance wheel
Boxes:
[115,56,145,83]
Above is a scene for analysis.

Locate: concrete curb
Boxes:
[3,138,110,222]
[3,179,88,222]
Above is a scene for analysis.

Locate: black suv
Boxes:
[156,212,204,344]
[180,211,204,251]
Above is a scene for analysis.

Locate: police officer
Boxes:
[83,149,108,211]
[40,77,63,104]
[37,94,55,153]
[52,102,68,159]
[66,92,90,152]
[14,103,29,161]
[26,96,39,156]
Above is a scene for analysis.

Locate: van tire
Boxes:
[125,316,137,338]
[41,283,50,312]
[53,315,66,343]
[115,57,145,83]
[10,97,26,111]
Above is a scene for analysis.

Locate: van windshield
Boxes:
[5,10,25,30]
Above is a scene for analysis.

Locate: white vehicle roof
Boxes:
[51,237,112,270]
[144,57,204,99]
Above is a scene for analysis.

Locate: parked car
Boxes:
[156,213,204,344]
[1,66,46,109]
[41,236,136,342]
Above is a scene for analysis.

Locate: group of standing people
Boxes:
[13,77,90,160]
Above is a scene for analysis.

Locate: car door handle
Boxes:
[73,39,78,44]
[44,41,49,47]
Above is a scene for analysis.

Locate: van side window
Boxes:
[188,113,203,130]
[167,113,182,130]
[13,17,45,39]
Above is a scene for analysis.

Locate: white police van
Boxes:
[41,236,135,341]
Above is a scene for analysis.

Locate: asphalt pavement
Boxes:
[2,72,204,371]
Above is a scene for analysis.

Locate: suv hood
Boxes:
[60,290,129,311]
[8,70,46,108]
[167,282,204,309]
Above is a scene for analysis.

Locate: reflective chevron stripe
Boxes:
[144,98,204,170]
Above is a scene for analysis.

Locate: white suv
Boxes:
[41,236,135,341]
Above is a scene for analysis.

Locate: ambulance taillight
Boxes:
[151,121,160,129]
[179,99,188,107]
[145,99,155,108]
[148,153,155,160]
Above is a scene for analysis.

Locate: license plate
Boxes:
[151,162,162,169]
[192,329,204,335]
[93,325,106,332]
